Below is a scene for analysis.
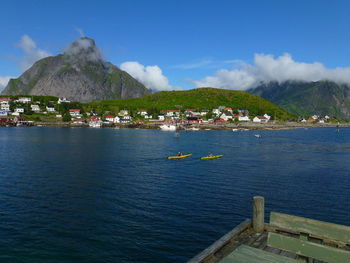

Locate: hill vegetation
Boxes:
[84,88,295,120]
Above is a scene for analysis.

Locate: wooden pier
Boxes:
[187,196,350,263]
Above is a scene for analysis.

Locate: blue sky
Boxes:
[1,0,350,91]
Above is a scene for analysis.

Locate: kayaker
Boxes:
[177,152,182,156]
[208,153,213,157]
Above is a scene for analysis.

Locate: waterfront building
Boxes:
[17,97,31,103]
[31,105,40,112]
[46,106,56,113]
[69,109,81,117]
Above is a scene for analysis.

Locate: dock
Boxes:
[187,196,350,263]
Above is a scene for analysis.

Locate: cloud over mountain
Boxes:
[193,53,350,90]
[0,76,13,92]
[120,61,180,91]
[18,35,51,71]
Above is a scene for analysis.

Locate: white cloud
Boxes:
[120,61,180,91]
[18,35,51,71]
[194,53,350,90]
[0,76,14,92]
[64,37,102,61]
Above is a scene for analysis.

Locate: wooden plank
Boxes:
[187,219,251,263]
[267,232,350,263]
[270,212,350,244]
[218,245,298,263]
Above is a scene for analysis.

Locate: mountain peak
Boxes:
[64,37,102,62]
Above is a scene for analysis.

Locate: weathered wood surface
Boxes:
[187,219,251,263]
[252,196,264,233]
[267,232,350,263]
[270,212,350,244]
[218,245,298,263]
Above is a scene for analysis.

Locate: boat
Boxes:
[254,134,261,138]
[200,155,223,160]
[189,127,199,131]
[160,124,176,131]
[167,154,192,160]
[232,128,238,132]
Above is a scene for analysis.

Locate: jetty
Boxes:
[187,196,350,263]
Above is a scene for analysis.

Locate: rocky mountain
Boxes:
[248,80,350,120]
[1,37,150,102]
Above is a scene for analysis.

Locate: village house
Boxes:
[144,114,152,119]
[0,111,8,116]
[119,110,129,117]
[200,110,209,116]
[238,109,249,116]
[158,114,165,121]
[15,107,24,113]
[120,116,132,123]
[12,112,20,116]
[184,109,195,117]
[221,112,233,121]
[58,97,70,104]
[105,115,115,122]
[17,97,31,103]
[218,106,226,111]
[253,116,268,123]
[1,101,10,112]
[182,116,202,124]
[224,107,233,113]
[263,113,271,120]
[137,110,148,116]
[0,97,11,102]
[212,109,221,115]
[46,106,55,113]
[69,109,81,117]
[300,118,307,122]
[238,116,250,121]
[31,105,40,112]
[166,110,180,117]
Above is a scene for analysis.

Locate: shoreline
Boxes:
[8,121,348,131]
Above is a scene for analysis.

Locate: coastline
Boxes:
[13,121,349,131]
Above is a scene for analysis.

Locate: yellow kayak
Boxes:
[167,154,192,160]
[200,155,223,160]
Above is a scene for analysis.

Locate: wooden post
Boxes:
[253,196,264,233]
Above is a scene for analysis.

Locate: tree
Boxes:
[62,113,71,122]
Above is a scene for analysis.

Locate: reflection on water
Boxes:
[0,127,349,262]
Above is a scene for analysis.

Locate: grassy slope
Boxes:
[84,88,295,120]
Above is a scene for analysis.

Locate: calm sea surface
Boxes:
[0,127,349,262]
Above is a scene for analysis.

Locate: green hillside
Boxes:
[248,81,350,120]
[84,88,295,120]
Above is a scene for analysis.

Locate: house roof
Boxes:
[167,110,180,112]
[69,109,80,112]
[105,116,115,118]
[256,116,267,119]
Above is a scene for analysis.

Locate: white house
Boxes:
[46,106,55,112]
[158,115,165,121]
[200,110,209,116]
[263,114,271,120]
[253,116,268,123]
[144,114,152,119]
[12,112,20,116]
[166,110,180,117]
[58,97,70,104]
[318,119,325,124]
[212,109,221,115]
[31,104,40,112]
[114,116,120,123]
[137,110,148,116]
[301,118,306,122]
[1,101,10,111]
[15,107,24,113]
[69,109,81,116]
[17,97,31,103]
[221,112,233,121]
[238,116,250,122]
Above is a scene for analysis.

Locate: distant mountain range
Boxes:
[1,37,150,102]
[248,80,350,120]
